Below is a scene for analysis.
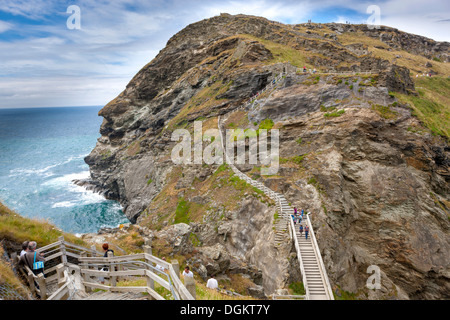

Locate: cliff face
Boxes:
[83,14,450,298]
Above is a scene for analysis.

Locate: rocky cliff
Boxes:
[82,14,450,299]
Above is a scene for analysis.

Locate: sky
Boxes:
[0,0,449,109]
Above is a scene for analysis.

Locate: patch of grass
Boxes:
[288,281,306,295]
[292,154,307,165]
[320,105,337,112]
[273,212,280,222]
[0,202,83,248]
[174,197,191,224]
[189,233,202,247]
[394,77,450,138]
[371,104,398,120]
[307,176,325,194]
[237,34,311,68]
[258,119,274,131]
[324,109,345,117]
[334,286,358,300]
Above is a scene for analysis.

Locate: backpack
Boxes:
[32,252,44,270]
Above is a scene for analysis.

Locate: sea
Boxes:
[0,106,129,235]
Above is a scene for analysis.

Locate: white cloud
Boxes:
[0,0,449,108]
[0,0,58,19]
[0,20,13,33]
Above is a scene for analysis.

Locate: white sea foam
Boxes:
[52,201,78,208]
[8,154,87,178]
[44,170,107,207]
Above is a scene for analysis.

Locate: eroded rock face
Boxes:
[255,105,450,299]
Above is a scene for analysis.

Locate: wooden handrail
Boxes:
[16,237,194,300]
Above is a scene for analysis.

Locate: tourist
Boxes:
[156,257,168,273]
[20,241,29,257]
[291,214,296,224]
[294,207,298,215]
[102,243,114,257]
[299,225,303,237]
[206,275,219,290]
[305,225,309,240]
[182,266,194,278]
[19,241,45,276]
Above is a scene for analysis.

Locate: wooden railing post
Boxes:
[184,276,196,300]
[37,273,47,300]
[171,260,180,279]
[56,264,68,300]
[58,236,68,266]
[143,245,155,300]
[90,245,96,257]
[80,251,91,293]
[27,271,36,295]
[108,251,116,288]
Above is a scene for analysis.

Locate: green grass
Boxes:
[258,119,274,131]
[371,104,398,120]
[0,202,83,247]
[292,154,307,165]
[320,105,337,112]
[324,109,345,117]
[174,198,191,224]
[288,281,306,295]
[238,34,311,68]
[394,76,450,138]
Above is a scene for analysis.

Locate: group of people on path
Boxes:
[302,66,317,74]
[18,240,45,276]
[183,266,219,290]
[291,207,310,240]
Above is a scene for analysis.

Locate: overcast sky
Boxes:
[0,0,449,109]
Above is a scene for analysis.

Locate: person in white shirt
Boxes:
[155,257,167,273]
[206,275,218,290]
[182,266,194,278]
[20,241,29,257]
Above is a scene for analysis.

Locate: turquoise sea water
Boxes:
[0,106,129,234]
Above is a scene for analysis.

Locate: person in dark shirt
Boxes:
[19,241,45,276]
[102,243,114,257]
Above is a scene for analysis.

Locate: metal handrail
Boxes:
[306,213,334,300]
[288,217,310,300]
